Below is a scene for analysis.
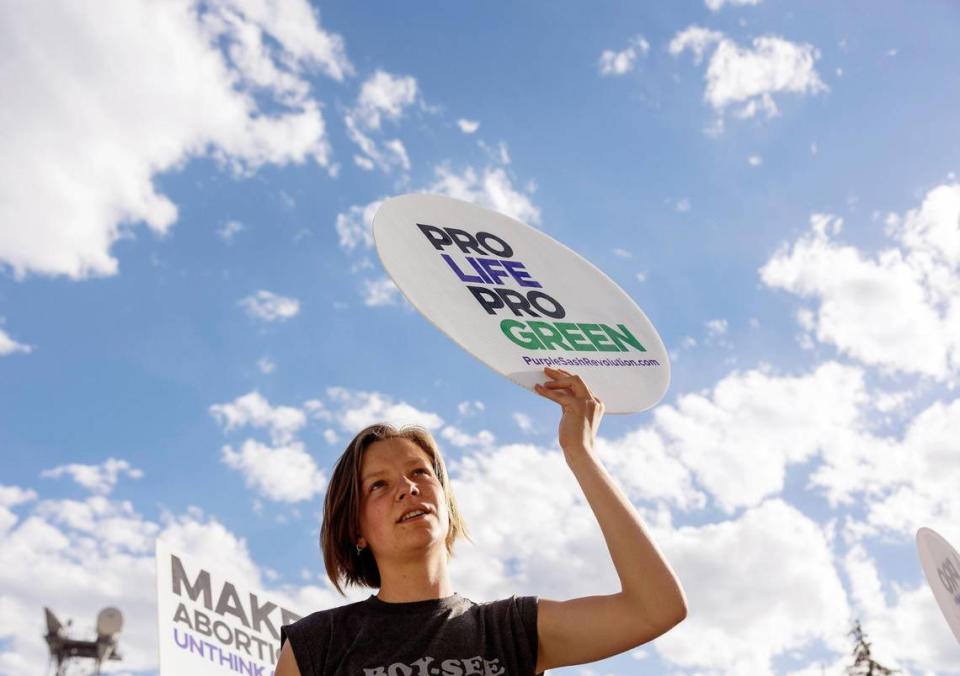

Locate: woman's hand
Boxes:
[534,366,605,455]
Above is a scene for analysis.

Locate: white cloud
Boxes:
[0,486,37,508]
[440,426,495,449]
[668,26,724,65]
[354,70,418,130]
[705,318,728,336]
[209,390,306,444]
[457,400,485,416]
[706,0,762,11]
[353,153,376,171]
[748,154,763,166]
[595,429,705,510]
[324,386,444,431]
[0,327,32,356]
[761,184,960,379]
[654,362,869,512]
[239,289,301,322]
[221,439,326,502]
[446,435,679,604]
[384,138,410,170]
[345,70,418,173]
[671,27,826,121]
[457,119,480,134]
[363,276,402,307]
[513,412,534,433]
[449,442,616,602]
[0,0,349,280]
[429,163,541,226]
[676,198,691,212]
[217,219,245,243]
[598,35,650,77]
[0,486,37,534]
[41,458,143,495]
[812,396,960,541]
[655,500,849,674]
[708,37,826,118]
[344,114,411,174]
[257,356,276,374]
[612,248,632,258]
[486,140,511,166]
[335,198,382,251]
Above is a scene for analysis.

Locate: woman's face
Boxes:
[356,437,450,562]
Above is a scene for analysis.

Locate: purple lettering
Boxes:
[502,260,541,287]
[442,254,485,284]
[467,257,494,283]
[477,258,510,285]
[173,627,190,649]
[219,645,235,670]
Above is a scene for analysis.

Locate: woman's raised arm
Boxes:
[532,367,687,673]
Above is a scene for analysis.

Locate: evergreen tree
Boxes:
[846,619,898,675]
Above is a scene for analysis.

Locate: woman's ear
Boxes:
[356,535,367,549]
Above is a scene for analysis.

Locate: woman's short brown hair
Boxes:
[321,423,470,595]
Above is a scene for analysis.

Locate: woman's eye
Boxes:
[371,481,384,490]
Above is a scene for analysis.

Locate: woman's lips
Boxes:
[398,512,430,524]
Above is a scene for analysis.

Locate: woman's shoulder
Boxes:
[281,598,369,643]
[475,594,539,613]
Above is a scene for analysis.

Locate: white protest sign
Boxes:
[916,527,960,643]
[155,539,304,675]
[373,194,670,413]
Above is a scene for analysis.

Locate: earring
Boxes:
[356,543,364,555]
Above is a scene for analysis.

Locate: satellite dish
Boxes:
[44,607,64,635]
[373,194,670,413]
[96,607,123,637]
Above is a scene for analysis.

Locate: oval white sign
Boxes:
[373,194,670,414]
[916,527,960,643]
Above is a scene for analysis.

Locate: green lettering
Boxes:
[601,323,646,352]
[555,323,595,351]
[580,323,619,352]
[528,321,572,351]
[500,320,543,350]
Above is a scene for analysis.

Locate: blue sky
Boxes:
[2,1,960,673]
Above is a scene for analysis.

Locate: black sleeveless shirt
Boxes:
[280,593,541,676]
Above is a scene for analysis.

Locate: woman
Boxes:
[277,367,687,675]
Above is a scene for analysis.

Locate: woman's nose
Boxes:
[397,476,420,499]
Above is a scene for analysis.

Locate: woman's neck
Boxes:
[375,550,454,603]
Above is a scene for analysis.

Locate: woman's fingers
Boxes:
[543,367,592,399]
[534,382,573,404]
